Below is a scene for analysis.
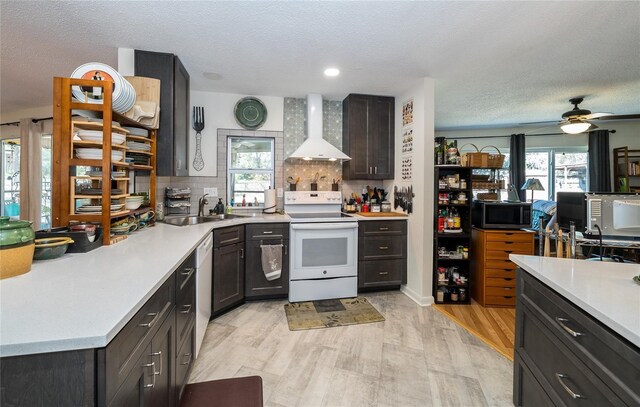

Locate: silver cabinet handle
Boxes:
[179,304,192,314]
[375,166,377,174]
[150,351,163,376]
[555,317,584,338]
[263,231,273,234]
[240,248,244,259]
[379,246,389,250]
[369,166,372,174]
[142,361,156,388]
[379,271,389,275]
[180,352,192,366]
[379,227,389,231]
[284,244,288,256]
[555,373,584,399]
[181,267,195,277]
[177,160,182,170]
[139,312,160,328]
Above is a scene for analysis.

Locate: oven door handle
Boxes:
[291,223,358,231]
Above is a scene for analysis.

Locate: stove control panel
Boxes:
[284,191,342,204]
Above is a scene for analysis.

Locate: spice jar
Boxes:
[436,290,444,302]
[460,179,467,189]
[450,289,459,302]
[463,248,469,259]
[459,288,467,302]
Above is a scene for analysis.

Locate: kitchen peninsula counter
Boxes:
[509,254,640,347]
[0,214,289,357]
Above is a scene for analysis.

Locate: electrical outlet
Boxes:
[277,188,283,198]
[204,187,218,197]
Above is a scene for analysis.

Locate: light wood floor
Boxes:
[434,302,516,361]
[190,291,513,407]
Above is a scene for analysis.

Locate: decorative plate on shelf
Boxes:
[234,97,267,129]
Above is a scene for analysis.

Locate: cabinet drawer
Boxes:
[514,355,554,407]
[359,259,405,287]
[486,277,516,288]
[485,295,516,307]
[517,303,625,407]
[486,250,531,260]
[360,235,405,260]
[359,220,406,236]
[486,268,517,279]
[175,323,195,403]
[176,273,195,347]
[486,241,532,252]
[176,251,196,294]
[486,232,534,243]
[214,226,244,247]
[103,274,175,404]
[485,259,517,270]
[486,285,517,296]
[521,271,640,405]
[246,223,288,241]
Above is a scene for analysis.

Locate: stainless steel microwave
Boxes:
[472,201,532,229]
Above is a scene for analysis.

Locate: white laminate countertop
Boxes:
[509,254,640,348]
[0,214,289,357]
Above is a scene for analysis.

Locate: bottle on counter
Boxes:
[242,194,247,207]
[226,203,233,214]
[214,198,225,215]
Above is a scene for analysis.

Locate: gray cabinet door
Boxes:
[245,239,289,298]
[149,313,175,407]
[213,243,245,314]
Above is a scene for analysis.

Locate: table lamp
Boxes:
[521,178,544,203]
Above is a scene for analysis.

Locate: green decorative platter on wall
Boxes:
[234,97,268,129]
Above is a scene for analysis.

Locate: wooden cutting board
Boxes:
[356,212,407,217]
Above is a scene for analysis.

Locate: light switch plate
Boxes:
[277,188,283,198]
[204,187,218,197]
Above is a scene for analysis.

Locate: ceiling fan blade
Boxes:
[519,120,560,125]
[589,113,640,121]
[583,112,613,119]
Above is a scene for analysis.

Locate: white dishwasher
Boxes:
[195,232,213,358]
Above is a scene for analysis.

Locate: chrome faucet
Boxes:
[198,194,209,217]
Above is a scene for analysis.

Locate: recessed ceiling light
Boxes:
[203,72,222,80]
[324,68,340,77]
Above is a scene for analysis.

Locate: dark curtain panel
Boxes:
[509,133,526,201]
[588,130,611,192]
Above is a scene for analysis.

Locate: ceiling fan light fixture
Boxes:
[561,120,591,134]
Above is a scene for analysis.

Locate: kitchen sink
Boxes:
[164,214,246,226]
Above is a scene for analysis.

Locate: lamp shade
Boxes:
[561,120,591,134]
[521,178,545,191]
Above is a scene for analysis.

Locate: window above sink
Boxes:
[227,136,274,207]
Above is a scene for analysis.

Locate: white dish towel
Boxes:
[261,244,283,281]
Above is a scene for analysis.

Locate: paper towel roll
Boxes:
[264,188,276,213]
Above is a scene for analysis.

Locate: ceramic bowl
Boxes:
[125,201,143,210]
[33,237,74,260]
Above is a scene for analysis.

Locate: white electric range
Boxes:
[285,191,358,302]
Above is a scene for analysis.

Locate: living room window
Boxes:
[227,137,275,207]
[526,147,588,200]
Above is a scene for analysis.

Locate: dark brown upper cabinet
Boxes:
[342,94,395,180]
[135,50,190,176]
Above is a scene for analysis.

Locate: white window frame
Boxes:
[227,136,275,207]
[526,146,588,200]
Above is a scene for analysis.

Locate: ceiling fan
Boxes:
[524,97,640,134]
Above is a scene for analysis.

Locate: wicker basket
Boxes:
[459,143,489,168]
[476,192,499,201]
[480,145,505,168]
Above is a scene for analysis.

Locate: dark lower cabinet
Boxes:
[245,223,289,299]
[175,324,195,403]
[108,342,153,407]
[213,226,245,315]
[514,268,640,407]
[358,220,407,290]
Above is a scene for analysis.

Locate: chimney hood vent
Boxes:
[287,94,351,161]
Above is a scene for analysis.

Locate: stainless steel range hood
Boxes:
[287,94,351,161]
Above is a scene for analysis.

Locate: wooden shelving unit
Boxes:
[613,147,640,192]
[52,77,157,245]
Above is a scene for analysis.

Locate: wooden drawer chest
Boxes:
[471,228,534,307]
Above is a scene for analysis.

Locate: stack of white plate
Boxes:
[75,148,124,162]
[71,63,136,114]
[76,203,125,214]
[126,141,151,152]
[125,195,145,210]
[76,129,126,145]
[122,126,149,137]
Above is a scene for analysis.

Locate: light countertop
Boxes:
[349,213,409,221]
[509,254,640,348]
[0,214,289,357]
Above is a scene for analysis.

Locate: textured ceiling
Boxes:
[1,1,639,129]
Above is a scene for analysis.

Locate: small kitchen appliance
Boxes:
[472,201,532,229]
[285,191,358,302]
